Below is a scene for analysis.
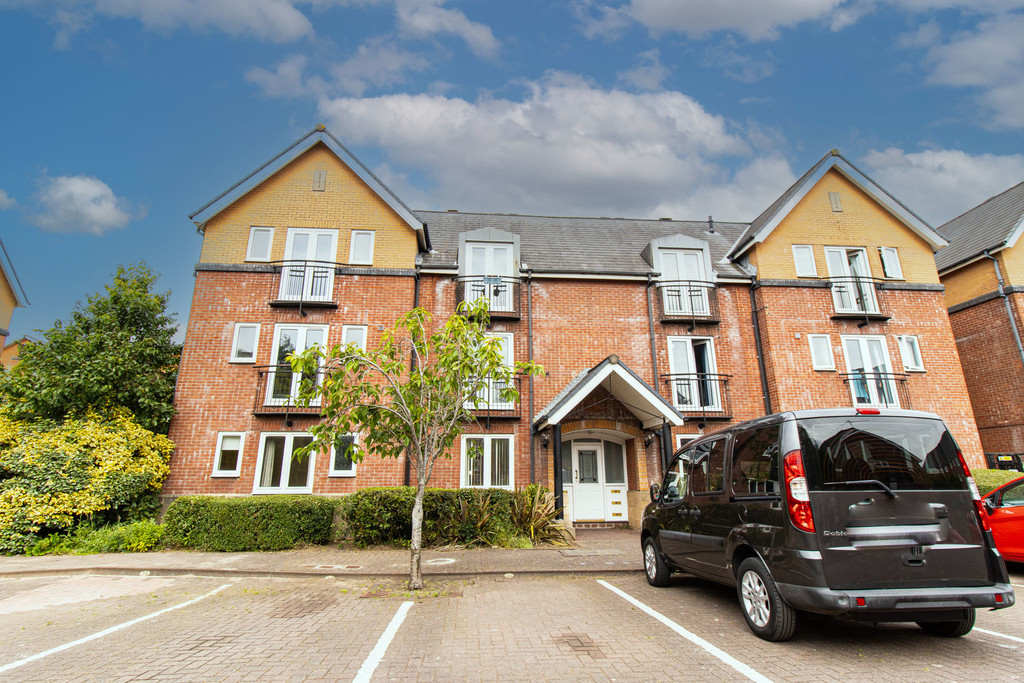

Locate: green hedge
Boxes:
[164,495,337,551]
[339,487,518,547]
[974,469,1024,497]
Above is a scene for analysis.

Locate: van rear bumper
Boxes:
[777,582,1015,617]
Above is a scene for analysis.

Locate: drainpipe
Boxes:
[659,421,672,475]
[526,269,535,483]
[646,274,661,395]
[984,251,1024,371]
[750,282,772,415]
[404,264,421,487]
[552,424,563,520]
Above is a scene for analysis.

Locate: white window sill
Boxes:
[328,472,357,478]
[210,472,241,478]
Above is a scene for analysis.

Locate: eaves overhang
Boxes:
[0,237,28,308]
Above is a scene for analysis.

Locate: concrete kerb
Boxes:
[0,566,644,581]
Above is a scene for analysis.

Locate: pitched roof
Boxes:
[934,180,1024,273]
[189,125,428,250]
[416,210,752,279]
[533,354,685,430]
[728,150,945,259]
[0,237,28,308]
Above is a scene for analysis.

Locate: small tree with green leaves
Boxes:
[291,299,542,589]
[0,264,180,434]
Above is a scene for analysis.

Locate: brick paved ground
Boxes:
[1,567,1022,682]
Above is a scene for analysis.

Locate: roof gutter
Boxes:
[984,250,1024,373]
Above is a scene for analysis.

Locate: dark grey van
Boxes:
[641,408,1015,641]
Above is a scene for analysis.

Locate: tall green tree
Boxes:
[291,299,542,589]
[0,264,181,433]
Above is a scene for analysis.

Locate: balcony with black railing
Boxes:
[464,375,522,420]
[655,280,720,328]
[252,364,324,418]
[269,260,339,311]
[661,372,732,422]
[828,277,891,325]
[456,276,521,319]
[840,371,910,409]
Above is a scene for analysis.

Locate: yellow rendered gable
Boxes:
[940,257,1000,309]
[995,240,1024,289]
[199,143,419,269]
[0,273,16,332]
[754,169,939,284]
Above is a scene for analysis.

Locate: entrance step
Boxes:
[572,522,630,530]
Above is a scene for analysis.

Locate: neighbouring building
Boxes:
[0,237,28,350]
[0,335,33,369]
[165,126,985,525]
[936,182,1024,470]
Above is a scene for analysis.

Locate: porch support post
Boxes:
[552,424,564,520]
[660,422,672,476]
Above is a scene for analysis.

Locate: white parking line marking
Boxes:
[597,580,773,683]
[1011,583,1024,589]
[353,600,414,683]
[976,627,1024,645]
[0,583,230,675]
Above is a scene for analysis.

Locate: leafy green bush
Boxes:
[164,495,338,551]
[974,468,1024,496]
[27,520,165,555]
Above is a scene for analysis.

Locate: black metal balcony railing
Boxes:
[456,276,521,319]
[252,364,324,417]
[270,260,338,311]
[464,375,522,419]
[661,373,732,422]
[828,277,890,325]
[656,280,719,327]
[840,372,910,409]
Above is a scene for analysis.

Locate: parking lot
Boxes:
[1,562,1022,682]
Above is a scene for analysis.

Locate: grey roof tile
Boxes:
[935,180,1024,272]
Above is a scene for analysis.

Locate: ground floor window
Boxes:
[212,432,244,477]
[253,432,315,494]
[461,434,513,489]
[329,433,358,477]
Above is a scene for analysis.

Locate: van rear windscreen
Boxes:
[797,417,967,491]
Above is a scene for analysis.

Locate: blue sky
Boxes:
[2,0,1024,341]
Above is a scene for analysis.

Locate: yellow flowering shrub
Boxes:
[0,410,173,554]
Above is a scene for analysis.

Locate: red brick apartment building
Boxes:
[936,182,1024,469]
[165,126,984,524]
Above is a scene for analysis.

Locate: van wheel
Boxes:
[643,537,670,587]
[736,558,797,641]
[917,609,976,637]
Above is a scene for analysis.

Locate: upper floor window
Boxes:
[808,333,834,370]
[659,248,710,316]
[667,336,720,411]
[842,335,899,408]
[246,227,274,262]
[342,325,368,351]
[349,230,375,265]
[230,323,260,363]
[466,333,513,410]
[266,324,327,406]
[897,335,924,372]
[824,247,878,314]
[879,247,904,279]
[792,245,817,277]
[279,228,337,302]
[465,241,514,312]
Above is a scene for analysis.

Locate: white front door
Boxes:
[572,443,605,521]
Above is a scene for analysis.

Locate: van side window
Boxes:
[691,439,726,494]
[662,449,691,503]
[731,424,781,495]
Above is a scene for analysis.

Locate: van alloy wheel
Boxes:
[741,571,770,628]
[643,537,670,587]
[735,557,797,641]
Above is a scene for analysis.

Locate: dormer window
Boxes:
[457,228,521,318]
[660,248,710,316]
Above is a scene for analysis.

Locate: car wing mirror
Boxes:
[983,498,995,514]
[649,483,660,503]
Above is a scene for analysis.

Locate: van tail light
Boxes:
[784,449,815,533]
[957,448,991,533]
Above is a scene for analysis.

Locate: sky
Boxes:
[3,0,1024,342]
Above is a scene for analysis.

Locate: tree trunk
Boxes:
[408,480,426,590]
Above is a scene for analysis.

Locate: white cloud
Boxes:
[395,0,499,57]
[0,190,15,210]
[616,49,670,91]
[330,36,431,95]
[318,72,795,220]
[246,54,314,98]
[703,40,775,82]
[29,175,144,235]
[619,0,845,41]
[49,9,90,50]
[860,147,1024,225]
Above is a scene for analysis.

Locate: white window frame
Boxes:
[252,432,315,494]
[792,245,817,278]
[667,336,720,411]
[897,335,925,372]
[229,323,260,363]
[465,241,515,312]
[341,325,368,351]
[279,228,338,302]
[465,333,514,411]
[879,247,904,279]
[807,334,835,370]
[658,248,710,315]
[348,230,375,265]
[675,434,697,451]
[246,226,274,262]
[266,324,328,406]
[841,335,900,408]
[329,433,358,477]
[460,434,514,490]
[824,246,878,314]
[212,432,245,477]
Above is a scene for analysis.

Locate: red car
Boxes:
[984,475,1024,563]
